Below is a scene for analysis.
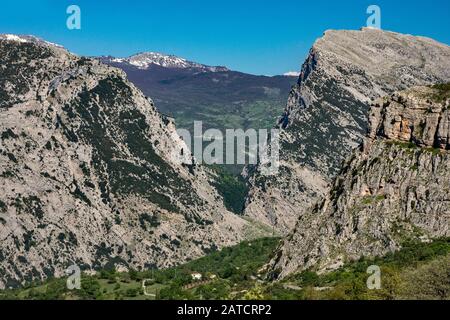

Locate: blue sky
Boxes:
[1,0,449,75]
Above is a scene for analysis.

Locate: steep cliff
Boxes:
[269,85,450,279]
[0,35,260,288]
[244,28,450,232]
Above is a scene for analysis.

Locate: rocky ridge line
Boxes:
[268,85,450,279]
[244,28,450,233]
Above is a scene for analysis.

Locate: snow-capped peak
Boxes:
[283,71,300,77]
[105,52,229,72]
[2,34,28,43]
[0,34,64,48]
[128,52,194,69]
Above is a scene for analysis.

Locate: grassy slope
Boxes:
[273,238,450,300]
[1,237,448,300]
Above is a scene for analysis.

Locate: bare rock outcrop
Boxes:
[369,85,450,149]
[0,35,262,288]
[244,28,450,233]
[268,85,450,279]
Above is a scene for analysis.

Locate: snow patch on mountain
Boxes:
[283,71,300,77]
[0,34,64,48]
[103,52,229,72]
[2,34,28,43]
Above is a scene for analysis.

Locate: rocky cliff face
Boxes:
[0,35,260,288]
[244,28,450,232]
[268,85,450,279]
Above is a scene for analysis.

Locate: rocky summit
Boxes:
[244,28,450,233]
[0,35,262,288]
[268,84,450,279]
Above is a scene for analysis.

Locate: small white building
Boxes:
[191,273,202,281]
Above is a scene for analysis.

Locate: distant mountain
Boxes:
[283,71,300,77]
[0,34,64,48]
[99,54,297,174]
[100,52,229,73]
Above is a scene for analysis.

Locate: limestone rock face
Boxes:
[369,86,450,149]
[268,85,450,279]
[244,28,450,233]
[0,36,259,288]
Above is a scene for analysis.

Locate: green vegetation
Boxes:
[12,195,44,220]
[385,140,443,156]
[0,41,53,108]
[361,195,386,205]
[1,237,448,300]
[431,83,450,103]
[209,165,249,214]
[386,140,418,150]
[0,199,7,213]
[279,238,450,300]
[138,212,161,229]
[62,76,204,216]
[0,238,280,300]
[424,147,442,155]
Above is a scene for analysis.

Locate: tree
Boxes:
[244,284,265,300]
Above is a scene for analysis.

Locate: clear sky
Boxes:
[1,0,449,75]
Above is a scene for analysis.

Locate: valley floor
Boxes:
[0,237,448,300]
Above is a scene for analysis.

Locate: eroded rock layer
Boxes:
[268,85,450,279]
[244,28,450,232]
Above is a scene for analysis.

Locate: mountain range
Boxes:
[98,53,297,175]
[98,53,297,132]
[100,52,230,73]
[0,34,268,288]
[0,29,449,295]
